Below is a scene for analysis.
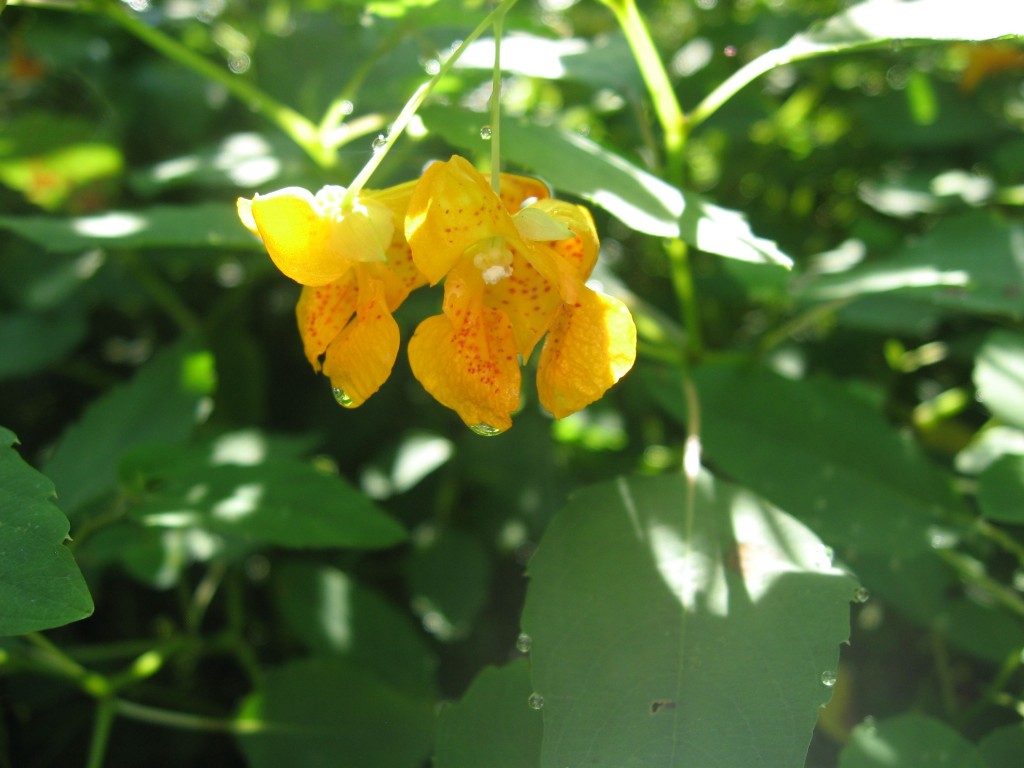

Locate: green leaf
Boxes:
[273,562,436,697]
[979,724,1024,768]
[799,212,1024,319]
[433,660,542,768]
[671,361,964,555]
[407,528,490,640]
[0,308,87,381]
[420,106,792,268]
[977,454,1024,523]
[975,330,1024,429]
[0,203,262,252]
[127,457,406,550]
[42,338,215,516]
[235,657,434,768]
[0,427,93,636]
[521,473,856,768]
[839,713,987,768]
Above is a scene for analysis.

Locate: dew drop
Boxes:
[853,586,870,603]
[480,125,493,140]
[527,692,545,710]
[515,633,532,653]
[424,58,441,76]
[723,45,737,58]
[332,387,355,408]
[469,423,503,437]
[821,670,837,688]
[371,134,388,151]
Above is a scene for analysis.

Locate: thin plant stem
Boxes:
[603,0,686,180]
[343,0,520,206]
[95,0,331,167]
[86,698,118,768]
[489,9,506,195]
[114,699,290,734]
[665,238,703,361]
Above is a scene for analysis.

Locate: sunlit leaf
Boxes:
[420,106,793,267]
[647,360,965,555]
[798,213,1024,319]
[0,427,93,636]
[839,713,987,768]
[433,660,541,768]
[0,203,262,252]
[521,473,856,768]
[974,330,1024,429]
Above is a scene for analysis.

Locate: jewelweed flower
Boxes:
[238,182,426,407]
[405,155,636,433]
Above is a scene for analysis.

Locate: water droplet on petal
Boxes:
[821,670,837,687]
[469,423,503,437]
[480,125,493,140]
[515,633,532,653]
[371,134,388,151]
[527,692,545,710]
[853,586,870,603]
[332,387,355,408]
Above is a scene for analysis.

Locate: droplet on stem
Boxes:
[480,125,493,140]
[371,134,388,151]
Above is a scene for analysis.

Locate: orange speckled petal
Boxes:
[497,171,550,212]
[408,273,521,431]
[537,288,637,419]
[406,156,521,284]
[529,198,600,286]
[484,247,560,359]
[321,277,399,408]
[248,187,351,286]
[295,274,359,371]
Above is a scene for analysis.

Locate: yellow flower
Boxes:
[405,155,636,433]
[238,182,426,407]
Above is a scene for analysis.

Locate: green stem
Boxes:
[96,0,330,167]
[604,0,686,179]
[342,0,521,205]
[665,239,703,361]
[488,9,506,195]
[86,698,118,768]
[114,699,277,734]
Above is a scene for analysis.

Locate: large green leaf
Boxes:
[273,562,436,697]
[979,724,1024,768]
[420,106,792,268]
[126,455,406,550]
[975,330,1024,429]
[407,527,490,641]
[838,713,987,768]
[521,473,856,768]
[235,657,435,768]
[42,338,215,516]
[691,0,1024,125]
[798,212,1024,319]
[0,427,93,636]
[682,361,965,555]
[0,203,261,252]
[977,454,1024,523]
[433,660,542,768]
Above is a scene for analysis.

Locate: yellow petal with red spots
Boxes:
[529,199,600,287]
[321,278,399,408]
[245,187,353,286]
[537,288,637,419]
[295,276,359,371]
[408,269,520,432]
[483,247,561,359]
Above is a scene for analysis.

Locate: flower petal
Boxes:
[295,275,359,371]
[537,288,637,419]
[247,187,352,286]
[321,277,400,408]
[408,268,521,432]
[483,246,561,359]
